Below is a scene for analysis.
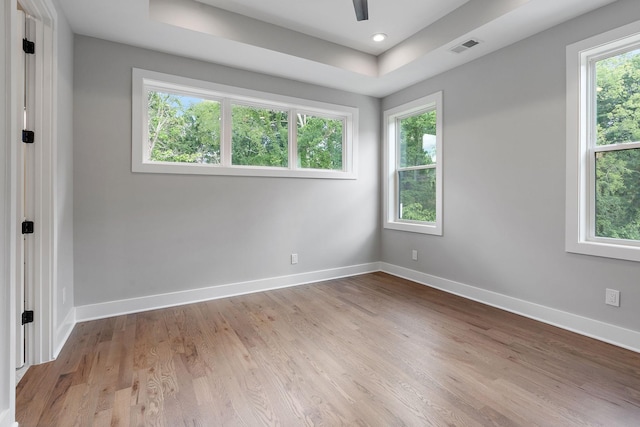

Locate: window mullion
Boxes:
[593,141,640,152]
[588,150,597,240]
[394,119,402,223]
[586,58,598,242]
[289,108,297,170]
[395,119,402,171]
[395,170,401,222]
[221,98,232,167]
[398,164,436,172]
[141,86,151,162]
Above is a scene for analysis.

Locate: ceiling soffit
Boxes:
[58,0,621,97]
[149,0,526,78]
[150,0,378,76]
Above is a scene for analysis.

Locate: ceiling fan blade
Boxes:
[352,0,369,21]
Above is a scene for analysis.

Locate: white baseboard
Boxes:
[54,307,76,358]
[0,408,17,427]
[69,261,639,355]
[380,262,640,354]
[75,262,381,322]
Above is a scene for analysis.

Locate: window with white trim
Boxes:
[566,21,640,262]
[132,69,357,179]
[384,92,443,235]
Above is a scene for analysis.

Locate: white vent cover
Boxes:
[450,39,480,54]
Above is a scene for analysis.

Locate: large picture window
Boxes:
[384,92,443,235]
[132,69,357,179]
[566,20,640,262]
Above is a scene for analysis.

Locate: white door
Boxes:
[16,8,36,370]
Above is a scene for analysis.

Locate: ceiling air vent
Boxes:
[450,39,481,54]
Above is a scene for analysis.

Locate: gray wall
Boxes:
[381,0,640,332]
[54,0,74,347]
[73,0,640,335]
[73,36,381,306]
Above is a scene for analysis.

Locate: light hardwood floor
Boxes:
[16,272,640,426]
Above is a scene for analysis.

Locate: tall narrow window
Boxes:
[593,49,640,242]
[384,92,443,235]
[566,20,640,262]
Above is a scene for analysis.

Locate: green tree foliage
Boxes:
[398,111,437,222]
[148,91,220,164]
[595,50,640,240]
[399,111,436,168]
[231,105,289,167]
[148,92,185,159]
[147,91,345,171]
[297,114,343,170]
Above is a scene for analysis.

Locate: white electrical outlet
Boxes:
[605,288,620,307]
[412,250,418,261]
[291,253,298,265]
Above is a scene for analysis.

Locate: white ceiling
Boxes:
[57,0,618,97]
[193,0,471,55]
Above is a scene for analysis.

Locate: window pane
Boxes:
[148,91,221,164]
[232,105,288,167]
[297,114,343,170]
[398,168,436,222]
[595,148,640,240]
[399,110,437,168]
[596,48,640,146]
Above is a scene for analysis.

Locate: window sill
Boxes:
[384,220,442,236]
[566,239,640,263]
[132,161,357,180]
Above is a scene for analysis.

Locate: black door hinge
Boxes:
[23,38,35,54]
[22,130,34,143]
[22,310,34,325]
[22,221,34,234]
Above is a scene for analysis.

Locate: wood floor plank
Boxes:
[16,272,640,426]
[111,387,132,427]
[54,383,88,427]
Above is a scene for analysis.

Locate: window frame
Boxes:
[132,68,358,179]
[566,20,640,262]
[383,91,443,235]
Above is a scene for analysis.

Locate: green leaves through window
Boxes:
[134,68,357,179]
[148,91,221,164]
[593,48,640,242]
[297,114,344,171]
[231,104,288,167]
[397,109,438,223]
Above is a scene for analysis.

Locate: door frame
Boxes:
[9,0,57,368]
[17,0,57,368]
[1,1,18,425]
[2,0,56,423]
[15,7,29,372]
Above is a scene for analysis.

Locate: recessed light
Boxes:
[372,33,387,42]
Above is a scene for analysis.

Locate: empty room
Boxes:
[2,0,640,425]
